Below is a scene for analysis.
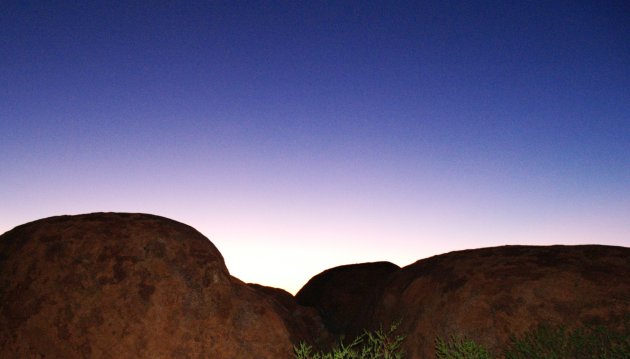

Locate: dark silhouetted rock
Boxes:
[295,261,400,337]
[372,245,630,358]
[248,283,331,347]
[0,213,295,358]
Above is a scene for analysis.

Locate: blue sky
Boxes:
[1,1,629,293]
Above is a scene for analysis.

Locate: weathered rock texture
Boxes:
[295,261,400,337]
[4,214,628,358]
[0,213,296,358]
[373,245,630,358]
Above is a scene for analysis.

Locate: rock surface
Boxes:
[372,245,630,358]
[248,283,331,348]
[3,213,629,358]
[295,261,400,337]
[0,213,295,358]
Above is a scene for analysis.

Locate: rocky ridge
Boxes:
[0,213,314,358]
[1,213,629,358]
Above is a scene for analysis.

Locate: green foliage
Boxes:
[435,322,630,359]
[503,323,630,359]
[435,335,491,359]
[294,322,405,359]
[297,320,630,359]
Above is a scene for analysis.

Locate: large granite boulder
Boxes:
[0,213,295,358]
[372,245,630,358]
[295,261,400,337]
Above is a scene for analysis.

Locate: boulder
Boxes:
[248,283,331,348]
[372,245,630,358]
[0,213,295,358]
[295,261,400,338]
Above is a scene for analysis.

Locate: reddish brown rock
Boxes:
[0,213,294,358]
[249,284,298,311]
[372,245,630,358]
[295,261,400,337]
[248,283,331,347]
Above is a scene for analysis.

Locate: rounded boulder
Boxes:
[373,245,630,358]
[0,213,294,358]
[296,261,400,337]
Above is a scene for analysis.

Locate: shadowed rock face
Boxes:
[248,283,331,348]
[295,261,400,337]
[0,213,294,358]
[372,245,630,359]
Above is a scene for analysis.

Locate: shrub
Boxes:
[503,323,630,359]
[297,320,630,358]
[435,335,491,359]
[294,322,405,359]
[435,322,630,359]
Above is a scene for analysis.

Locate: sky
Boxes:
[1,1,629,294]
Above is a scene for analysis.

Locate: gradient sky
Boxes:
[1,1,629,294]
